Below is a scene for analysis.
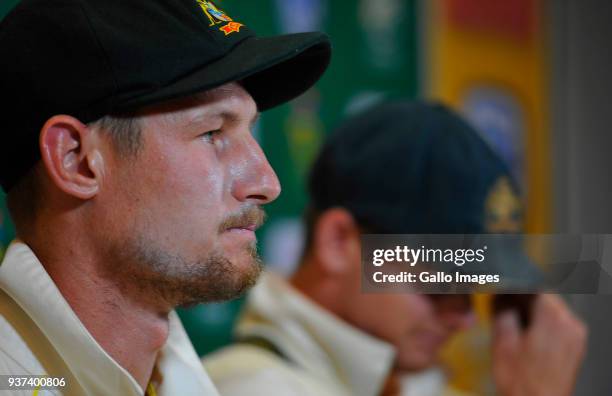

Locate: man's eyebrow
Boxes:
[184,111,260,130]
[218,111,260,130]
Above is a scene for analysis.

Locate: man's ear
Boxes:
[312,208,362,275]
[39,115,105,199]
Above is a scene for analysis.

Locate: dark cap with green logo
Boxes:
[308,101,513,234]
[0,0,331,192]
[309,101,542,288]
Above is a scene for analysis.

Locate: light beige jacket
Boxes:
[0,241,220,396]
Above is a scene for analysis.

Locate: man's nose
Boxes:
[232,135,281,205]
[443,310,477,332]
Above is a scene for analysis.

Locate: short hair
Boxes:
[6,114,142,234]
[90,114,142,158]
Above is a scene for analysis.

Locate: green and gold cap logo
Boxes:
[196,0,244,35]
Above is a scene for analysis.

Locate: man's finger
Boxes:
[492,311,521,392]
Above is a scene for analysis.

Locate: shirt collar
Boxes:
[236,272,395,396]
[399,369,447,396]
[0,241,217,396]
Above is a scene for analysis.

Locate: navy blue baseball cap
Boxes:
[308,101,514,234]
[308,101,542,288]
[0,0,331,192]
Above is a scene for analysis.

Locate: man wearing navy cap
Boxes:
[204,102,586,396]
[0,0,330,394]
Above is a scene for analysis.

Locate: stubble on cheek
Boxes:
[105,230,263,309]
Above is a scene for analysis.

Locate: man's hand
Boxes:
[492,294,587,396]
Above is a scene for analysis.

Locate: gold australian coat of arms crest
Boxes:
[196,0,244,35]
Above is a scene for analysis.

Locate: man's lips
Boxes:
[223,224,258,243]
[218,205,266,234]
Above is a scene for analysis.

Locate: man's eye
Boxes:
[200,129,221,142]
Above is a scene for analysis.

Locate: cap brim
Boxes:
[116,32,331,112]
[458,239,544,291]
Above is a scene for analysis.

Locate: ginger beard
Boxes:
[107,205,265,308]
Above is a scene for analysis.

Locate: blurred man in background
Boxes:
[204,101,586,396]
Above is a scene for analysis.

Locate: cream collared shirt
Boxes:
[0,241,220,396]
[204,272,396,396]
